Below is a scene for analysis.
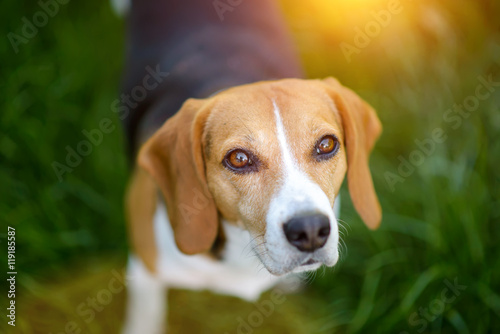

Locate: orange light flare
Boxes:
[281,0,415,37]
[278,0,419,74]
[277,0,481,78]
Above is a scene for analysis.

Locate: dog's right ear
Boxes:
[129,98,219,272]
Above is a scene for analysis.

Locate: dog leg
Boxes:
[122,256,167,334]
[110,0,130,16]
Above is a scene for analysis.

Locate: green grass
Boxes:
[1,0,499,333]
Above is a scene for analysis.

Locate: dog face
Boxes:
[203,80,347,274]
[138,78,382,275]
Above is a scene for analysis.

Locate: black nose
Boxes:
[283,214,330,252]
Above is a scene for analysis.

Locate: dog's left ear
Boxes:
[138,98,219,255]
[322,77,382,229]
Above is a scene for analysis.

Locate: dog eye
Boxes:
[315,135,339,160]
[228,150,249,168]
[223,149,257,172]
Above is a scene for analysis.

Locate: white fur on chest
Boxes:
[149,202,281,301]
[123,197,342,334]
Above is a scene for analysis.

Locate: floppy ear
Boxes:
[137,98,219,256]
[323,77,383,229]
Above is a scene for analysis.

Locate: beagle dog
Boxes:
[119,0,382,333]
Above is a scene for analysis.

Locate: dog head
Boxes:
[137,77,382,275]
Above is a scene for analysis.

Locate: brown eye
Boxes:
[223,149,260,173]
[228,150,249,168]
[315,135,339,160]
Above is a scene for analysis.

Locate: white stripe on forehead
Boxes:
[269,99,331,212]
[272,99,298,174]
[263,99,338,274]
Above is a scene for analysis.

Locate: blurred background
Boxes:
[1,0,499,333]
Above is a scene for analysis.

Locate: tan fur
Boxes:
[130,78,382,272]
[203,80,349,240]
[138,99,219,255]
[125,167,158,273]
[322,77,383,228]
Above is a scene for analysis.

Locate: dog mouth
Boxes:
[291,258,323,274]
[302,259,317,266]
[254,245,320,275]
[250,234,337,275]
